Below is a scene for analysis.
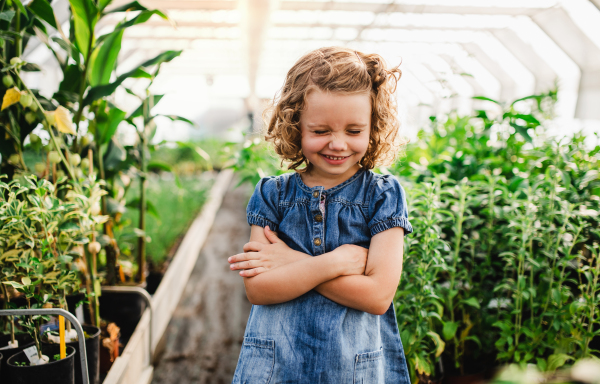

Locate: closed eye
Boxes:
[314,130,329,135]
[348,130,362,135]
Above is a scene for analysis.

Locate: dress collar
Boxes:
[294,168,365,195]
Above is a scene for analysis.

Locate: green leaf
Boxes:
[510,122,533,143]
[427,331,445,358]
[546,354,573,371]
[158,114,195,126]
[472,96,500,105]
[96,107,126,145]
[28,0,58,29]
[83,51,181,105]
[127,95,164,119]
[95,10,167,46]
[68,0,98,59]
[0,10,16,22]
[89,29,123,86]
[104,0,153,13]
[443,321,459,341]
[147,161,172,172]
[460,297,481,309]
[12,0,28,20]
[103,137,126,170]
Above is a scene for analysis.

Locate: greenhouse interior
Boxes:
[1,0,600,383]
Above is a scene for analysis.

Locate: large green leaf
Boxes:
[95,10,167,46]
[12,0,28,20]
[28,0,57,29]
[96,107,126,145]
[68,0,98,59]
[89,29,123,86]
[105,1,159,13]
[509,122,533,143]
[103,137,126,170]
[83,50,182,105]
[127,95,164,119]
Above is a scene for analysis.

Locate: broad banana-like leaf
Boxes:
[12,0,27,20]
[83,50,181,106]
[88,29,123,86]
[68,0,98,59]
[1,88,21,111]
[104,0,154,13]
[126,95,164,119]
[96,107,126,145]
[28,0,58,29]
[95,10,168,46]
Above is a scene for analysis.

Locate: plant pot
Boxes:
[0,333,35,378]
[98,291,147,348]
[42,325,101,384]
[0,352,3,378]
[418,373,444,384]
[6,344,76,384]
[145,270,164,295]
[443,371,486,384]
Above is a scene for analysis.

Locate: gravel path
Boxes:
[151,178,252,384]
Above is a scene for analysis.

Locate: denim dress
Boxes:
[233,168,413,384]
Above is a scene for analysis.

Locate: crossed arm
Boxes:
[228,225,405,316]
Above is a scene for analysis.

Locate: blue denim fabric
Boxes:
[233,168,413,384]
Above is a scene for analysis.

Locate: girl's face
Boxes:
[299,88,371,184]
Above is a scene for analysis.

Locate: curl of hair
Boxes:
[262,46,407,171]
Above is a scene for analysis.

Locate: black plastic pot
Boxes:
[42,325,100,384]
[6,344,76,384]
[0,333,35,379]
[0,352,3,379]
[99,291,147,348]
[145,271,164,295]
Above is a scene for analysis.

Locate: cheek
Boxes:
[301,136,327,153]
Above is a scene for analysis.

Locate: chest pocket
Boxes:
[233,337,275,384]
[353,348,384,384]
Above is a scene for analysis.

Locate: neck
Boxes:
[300,164,361,190]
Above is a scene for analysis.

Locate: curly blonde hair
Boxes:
[262,46,406,172]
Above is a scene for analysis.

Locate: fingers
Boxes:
[239,267,267,277]
[228,253,250,263]
[243,241,264,253]
[264,226,281,243]
[230,260,259,271]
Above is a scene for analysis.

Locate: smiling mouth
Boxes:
[321,154,351,160]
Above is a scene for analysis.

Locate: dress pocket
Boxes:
[353,347,384,384]
[232,337,275,384]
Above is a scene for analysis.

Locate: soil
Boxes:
[151,176,252,384]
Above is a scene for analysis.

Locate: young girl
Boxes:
[227,46,413,383]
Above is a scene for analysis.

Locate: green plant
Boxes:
[396,176,449,381]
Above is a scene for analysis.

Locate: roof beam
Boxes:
[532,6,600,119]
[278,2,546,16]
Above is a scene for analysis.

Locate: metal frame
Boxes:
[0,308,89,384]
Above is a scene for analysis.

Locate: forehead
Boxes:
[301,89,370,126]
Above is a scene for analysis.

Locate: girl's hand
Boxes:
[333,244,368,276]
[228,226,308,277]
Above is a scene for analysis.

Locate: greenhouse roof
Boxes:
[24,0,600,140]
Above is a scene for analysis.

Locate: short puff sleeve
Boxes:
[368,175,413,237]
[247,176,280,232]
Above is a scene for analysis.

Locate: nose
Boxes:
[329,133,347,151]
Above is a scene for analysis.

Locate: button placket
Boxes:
[311,188,325,254]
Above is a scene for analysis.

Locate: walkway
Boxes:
[151,177,252,384]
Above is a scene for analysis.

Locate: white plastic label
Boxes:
[23,345,39,363]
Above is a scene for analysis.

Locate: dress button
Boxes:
[315,214,323,222]
[312,191,319,198]
[314,238,322,246]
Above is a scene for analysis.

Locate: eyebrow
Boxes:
[307,123,368,128]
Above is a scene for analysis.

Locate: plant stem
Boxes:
[73,28,96,146]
